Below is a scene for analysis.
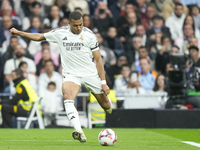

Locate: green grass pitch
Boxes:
[0,128,199,150]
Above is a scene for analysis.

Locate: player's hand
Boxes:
[102,84,110,96]
[10,28,20,36]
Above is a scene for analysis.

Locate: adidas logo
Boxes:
[62,37,67,40]
[70,116,75,120]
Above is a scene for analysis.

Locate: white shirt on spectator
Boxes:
[41,90,63,114]
[4,57,36,75]
[37,71,62,97]
[113,77,129,97]
[165,12,186,40]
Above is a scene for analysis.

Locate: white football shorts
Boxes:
[62,75,103,94]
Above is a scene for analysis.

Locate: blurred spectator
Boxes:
[68,0,89,15]
[22,1,50,31]
[104,27,124,56]
[0,15,13,40]
[162,0,189,20]
[118,12,137,51]
[156,37,179,74]
[113,64,144,96]
[189,37,200,57]
[19,0,36,19]
[3,44,36,92]
[191,5,200,31]
[180,0,200,8]
[113,64,131,97]
[0,0,16,16]
[1,15,27,52]
[110,0,127,20]
[183,15,200,39]
[107,55,129,87]
[131,46,155,73]
[10,61,37,94]
[149,0,165,16]
[116,2,139,29]
[93,1,115,37]
[174,24,197,53]
[138,57,158,93]
[189,46,200,67]
[34,41,59,66]
[83,14,94,31]
[141,5,156,30]
[127,36,143,65]
[95,32,116,68]
[146,15,171,42]
[37,59,62,98]
[136,0,147,19]
[60,0,71,18]
[150,74,167,95]
[88,0,103,17]
[1,36,18,66]
[54,0,65,17]
[41,81,63,126]
[58,17,68,27]
[135,24,147,45]
[148,31,163,60]
[0,4,21,26]
[24,16,43,45]
[48,5,60,29]
[164,63,174,77]
[36,48,58,76]
[165,2,186,40]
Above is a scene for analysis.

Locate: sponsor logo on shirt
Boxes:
[63,42,84,51]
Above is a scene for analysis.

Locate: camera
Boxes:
[166,53,190,104]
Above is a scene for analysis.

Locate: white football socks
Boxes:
[64,100,83,133]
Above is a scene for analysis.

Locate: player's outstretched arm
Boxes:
[10,28,46,41]
[93,50,110,95]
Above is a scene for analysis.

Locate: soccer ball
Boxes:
[98,129,117,146]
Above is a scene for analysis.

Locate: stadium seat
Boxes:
[17,97,45,129]
[88,102,117,129]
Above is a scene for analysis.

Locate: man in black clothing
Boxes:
[0,69,38,128]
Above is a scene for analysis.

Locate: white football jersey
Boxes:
[44,26,99,77]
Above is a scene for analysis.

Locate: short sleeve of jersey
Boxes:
[44,30,57,43]
[89,34,99,51]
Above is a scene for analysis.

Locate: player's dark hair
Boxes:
[32,1,41,8]
[12,68,24,77]
[18,61,27,68]
[69,11,82,21]
[48,81,56,87]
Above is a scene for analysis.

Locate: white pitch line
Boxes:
[181,141,200,148]
[7,140,73,142]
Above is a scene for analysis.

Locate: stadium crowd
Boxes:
[1,0,200,112]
